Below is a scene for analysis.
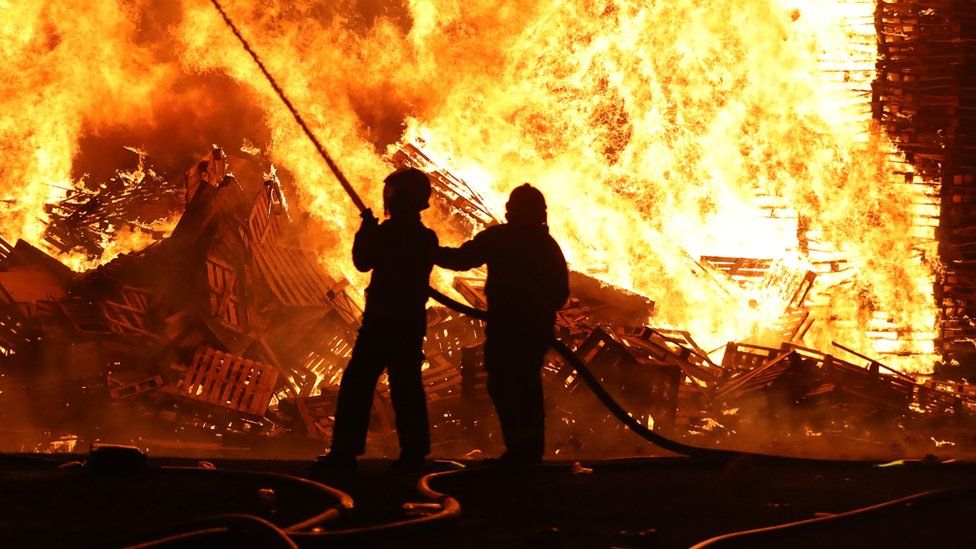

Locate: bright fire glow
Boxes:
[0,0,938,373]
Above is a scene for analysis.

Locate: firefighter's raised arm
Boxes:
[352,208,380,272]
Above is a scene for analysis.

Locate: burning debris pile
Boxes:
[0,147,365,455]
[42,149,184,262]
[0,145,973,459]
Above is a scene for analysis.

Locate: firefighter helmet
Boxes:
[506,183,547,225]
[383,168,431,214]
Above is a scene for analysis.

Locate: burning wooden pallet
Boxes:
[172,346,279,416]
[43,149,183,258]
[721,342,781,376]
[388,142,499,233]
[700,256,773,285]
[107,370,164,400]
[799,347,915,422]
[101,286,155,336]
[715,348,819,404]
[915,380,976,419]
[712,341,946,447]
[624,326,724,385]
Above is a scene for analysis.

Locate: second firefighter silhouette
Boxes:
[322,168,437,471]
[438,184,569,464]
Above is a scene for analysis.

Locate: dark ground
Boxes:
[0,453,974,548]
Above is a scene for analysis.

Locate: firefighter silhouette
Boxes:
[438,184,569,464]
[320,168,436,471]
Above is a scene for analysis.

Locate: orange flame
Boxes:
[0,0,938,373]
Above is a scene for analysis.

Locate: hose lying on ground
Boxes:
[688,486,976,549]
[112,466,351,547]
[289,467,462,544]
[159,466,353,532]
[111,462,460,546]
[126,514,297,549]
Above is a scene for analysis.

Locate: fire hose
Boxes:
[208,0,871,466]
[112,461,461,546]
[688,486,976,548]
[126,514,298,549]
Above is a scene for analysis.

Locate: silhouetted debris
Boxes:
[574,327,683,432]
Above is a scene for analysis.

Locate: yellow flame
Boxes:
[0,0,938,373]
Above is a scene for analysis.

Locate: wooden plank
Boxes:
[244,363,262,414]
[289,248,335,303]
[187,348,212,397]
[203,348,224,403]
[219,354,244,408]
[253,244,303,306]
[278,247,324,305]
[200,349,224,404]
[270,246,314,304]
[242,362,265,413]
[254,367,279,415]
[264,246,306,304]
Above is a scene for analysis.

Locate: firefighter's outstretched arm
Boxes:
[437,231,490,271]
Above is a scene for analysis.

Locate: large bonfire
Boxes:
[0,0,938,373]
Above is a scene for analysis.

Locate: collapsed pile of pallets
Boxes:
[0,147,365,454]
[0,145,974,458]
